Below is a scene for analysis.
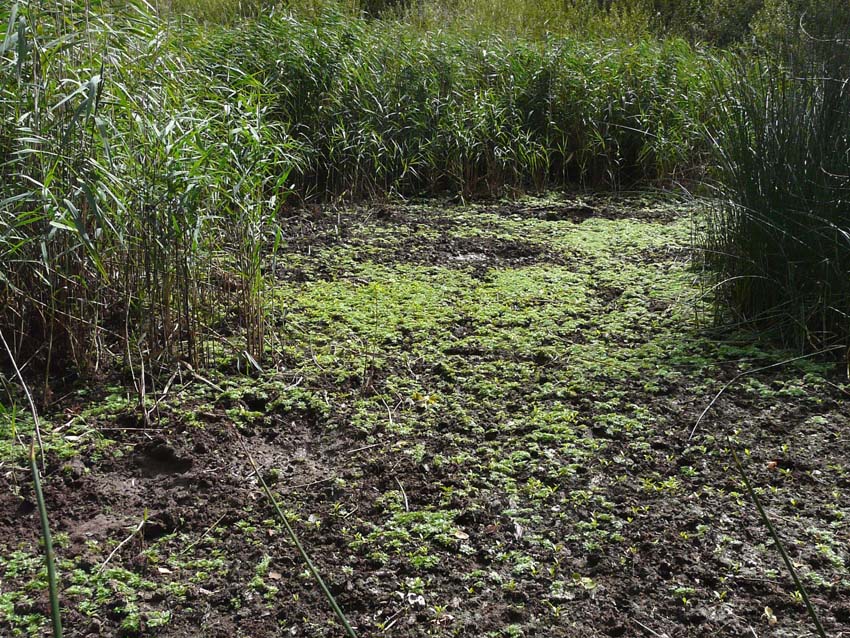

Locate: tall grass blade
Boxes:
[29,441,63,638]
[703,4,850,350]
[242,440,359,638]
[730,445,826,638]
[0,329,62,637]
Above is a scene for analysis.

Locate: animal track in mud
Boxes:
[134,438,194,476]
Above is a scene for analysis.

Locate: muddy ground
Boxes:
[2,194,849,637]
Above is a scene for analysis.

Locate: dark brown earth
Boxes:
[2,196,849,638]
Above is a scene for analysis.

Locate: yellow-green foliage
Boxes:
[154,0,275,22]
[394,0,654,41]
[160,0,814,46]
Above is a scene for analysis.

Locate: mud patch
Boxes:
[395,233,566,273]
[3,194,849,638]
[492,194,687,223]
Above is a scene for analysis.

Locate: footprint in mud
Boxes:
[134,437,194,476]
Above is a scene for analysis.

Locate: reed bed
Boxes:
[0,1,295,384]
[704,4,850,350]
[204,10,715,196]
[0,1,719,380]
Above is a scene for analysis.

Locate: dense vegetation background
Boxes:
[1,0,849,380]
[3,2,850,637]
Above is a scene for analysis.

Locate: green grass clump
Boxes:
[703,5,850,350]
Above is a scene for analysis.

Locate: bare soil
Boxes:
[2,195,849,638]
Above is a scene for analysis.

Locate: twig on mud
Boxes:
[380,396,395,429]
[687,345,844,441]
[233,428,358,638]
[382,608,403,631]
[2,463,29,473]
[348,443,381,455]
[405,356,421,380]
[729,574,784,585]
[632,618,666,637]
[178,512,227,556]
[280,475,337,492]
[181,362,225,394]
[823,378,850,398]
[394,477,409,511]
[99,514,147,574]
[309,345,327,372]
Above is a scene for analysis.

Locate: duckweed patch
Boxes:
[2,194,849,637]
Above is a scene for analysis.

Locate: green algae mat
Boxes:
[2,195,849,637]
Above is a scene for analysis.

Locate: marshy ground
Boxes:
[2,194,849,637]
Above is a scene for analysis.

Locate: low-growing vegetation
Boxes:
[2,0,850,637]
[4,195,850,637]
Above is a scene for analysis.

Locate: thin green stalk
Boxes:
[689,345,838,637]
[0,329,62,637]
[242,440,358,638]
[729,444,826,638]
[29,441,63,638]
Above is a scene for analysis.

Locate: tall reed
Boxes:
[0,1,295,385]
[704,5,850,349]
